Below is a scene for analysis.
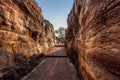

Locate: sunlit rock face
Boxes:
[0,0,55,78]
[66,0,120,80]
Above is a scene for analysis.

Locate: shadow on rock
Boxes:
[0,51,46,80]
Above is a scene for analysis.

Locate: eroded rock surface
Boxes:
[0,0,55,79]
[66,0,120,80]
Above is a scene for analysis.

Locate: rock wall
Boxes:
[66,0,120,80]
[0,0,55,79]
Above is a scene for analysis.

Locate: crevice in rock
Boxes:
[31,31,38,41]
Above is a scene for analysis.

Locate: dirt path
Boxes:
[22,47,79,80]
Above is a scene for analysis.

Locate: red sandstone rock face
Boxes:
[66,0,120,80]
[0,0,55,79]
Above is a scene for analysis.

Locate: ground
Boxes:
[22,47,79,80]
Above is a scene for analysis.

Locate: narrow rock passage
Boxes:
[22,47,79,80]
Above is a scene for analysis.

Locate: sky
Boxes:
[35,0,74,30]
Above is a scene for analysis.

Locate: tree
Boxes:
[55,27,66,42]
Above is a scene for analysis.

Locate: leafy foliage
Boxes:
[55,27,66,39]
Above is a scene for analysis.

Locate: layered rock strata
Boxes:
[0,0,55,79]
[66,0,120,80]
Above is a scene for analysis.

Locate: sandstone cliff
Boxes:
[0,0,55,79]
[66,0,120,80]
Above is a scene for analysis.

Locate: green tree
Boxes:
[55,27,65,40]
